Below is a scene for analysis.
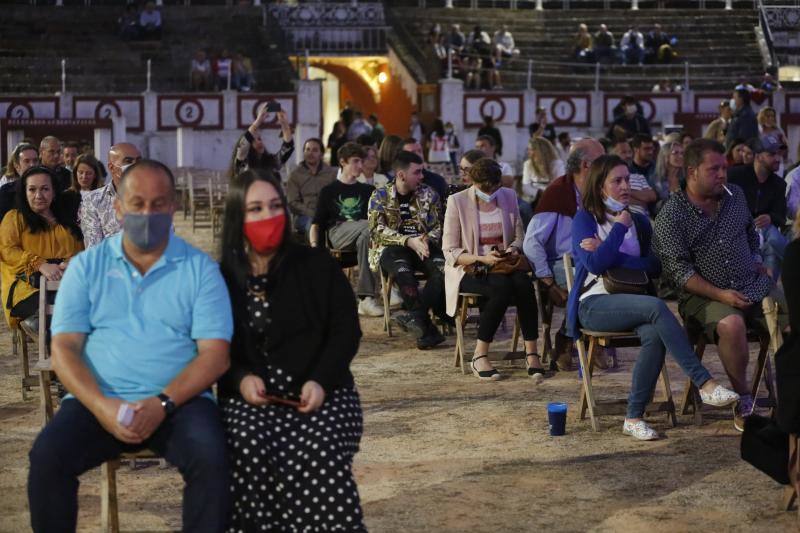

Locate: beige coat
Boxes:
[442,187,526,316]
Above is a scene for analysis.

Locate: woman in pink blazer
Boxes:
[442,158,542,382]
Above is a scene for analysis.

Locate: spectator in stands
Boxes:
[556,132,571,162]
[573,23,593,62]
[522,137,564,204]
[402,138,448,208]
[214,49,233,90]
[368,113,385,146]
[704,100,732,144]
[445,121,461,173]
[478,115,503,156]
[190,49,212,91]
[610,138,633,166]
[523,138,605,371]
[139,1,162,40]
[310,142,382,318]
[529,107,557,144]
[491,24,518,88]
[62,142,79,172]
[654,139,787,431]
[593,24,616,64]
[79,143,141,249]
[568,154,739,441]
[217,169,365,533]
[608,97,651,140]
[357,145,388,189]
[652,139,685,211]
[726,88,759,149]
[39,136,70,192]
[466,25,493,89]
[760,71,782,94]
[232,105,294,176]
[286,138,336,237]
[433,33,449,77]
[728,135,788,281]
[328,121,347,168]
[651,79,681,93]
[0,142,38,188]
[69,153,103,196]
[29,161,232,533]
[629,134,656,185]
[0,166,83,328]
[443,157,542,381]
[620,26,645,65]
[727,137,754,169]
[428,119,451,169]
[118,3,140,41]
[448,24,465,54]
[368,151,446,350]
[427,23,442,46]
[645,24,677,64]
[232,51,254,92]
[347,111,373,142]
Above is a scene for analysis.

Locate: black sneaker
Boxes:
[417,325,446,350]
[392,313,427,338]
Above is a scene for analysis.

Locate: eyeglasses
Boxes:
[459,166,470,175]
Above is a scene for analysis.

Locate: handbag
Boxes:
[544,281,568,307]
[602,267,649,295]
[465,247,529,278]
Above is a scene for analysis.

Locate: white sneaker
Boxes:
[358,297,384,317]
[699,384,739,407]
[622,420,659,441]
[389,286,403,307]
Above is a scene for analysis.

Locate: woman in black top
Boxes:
[218,169,366,532]
[230,105,295,177]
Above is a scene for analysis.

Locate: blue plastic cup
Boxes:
[547,402,568,436]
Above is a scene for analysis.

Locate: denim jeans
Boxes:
[578,294,712,418]
[760,224,787,282]
[28,397,230,533]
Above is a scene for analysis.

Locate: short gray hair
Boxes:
[566,147,589,177]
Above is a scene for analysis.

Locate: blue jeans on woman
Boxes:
[578,294,712,419]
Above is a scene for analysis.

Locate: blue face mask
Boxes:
[603,195,628,213]
[474,187,498,203]
[123,212,172,251]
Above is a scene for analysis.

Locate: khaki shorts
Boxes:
[678,287,788,342]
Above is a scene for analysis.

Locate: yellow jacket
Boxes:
[0,210,83,325]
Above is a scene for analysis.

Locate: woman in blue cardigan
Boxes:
[566,155,738,440]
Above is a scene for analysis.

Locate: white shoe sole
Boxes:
[701,396,739,408]
[530,372,544,384]
[622,427,660,441]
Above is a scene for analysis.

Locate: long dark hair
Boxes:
[582,154,628,224]
[219,168,293,297]
[16,166,82,240]
[229,135,279,179]
[70,153,103,192]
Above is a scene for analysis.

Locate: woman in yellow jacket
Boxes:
[0,166,83,326]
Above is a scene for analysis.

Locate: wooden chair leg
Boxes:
[577,336,599,431]
[382,274,393,337]
[782,485,797,511]
[681,339,706,419]
[101,460,121,533]
[39,370,54,426]
[750,340,770,404]
[659,364,678,427]
[20,331,30,401]
[454,298,470,374]
[511,314,520,354]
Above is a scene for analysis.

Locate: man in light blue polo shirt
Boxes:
[28,160,233,533]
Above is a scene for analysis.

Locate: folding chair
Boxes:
[535,279,568,368]
[679,296,780,425]
[452,292,522,374]
[324,231,358,283]
[564,253,677,431]
[33,279,59,425]
[101,449,164,533]
[380,269,427,337]
[14,322,36,400]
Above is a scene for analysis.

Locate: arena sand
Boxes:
[0,217,795,532]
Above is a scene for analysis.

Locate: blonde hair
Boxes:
[527,137,559,182]
[757,106,776,127]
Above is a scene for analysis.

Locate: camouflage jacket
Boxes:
[367,182,441,272]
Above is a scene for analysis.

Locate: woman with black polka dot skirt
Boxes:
[218,170,367,532]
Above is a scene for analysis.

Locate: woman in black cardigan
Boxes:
[218,169,366,532]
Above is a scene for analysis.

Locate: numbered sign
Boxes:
[157,95,223,130]
[237,94,297,129]
[73,97,144,131]
[464,94,523,127]
[536,94,590,127]
[0,98,59,120]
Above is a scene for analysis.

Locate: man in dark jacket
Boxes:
[727,134,788,281]
[725,89,759,149]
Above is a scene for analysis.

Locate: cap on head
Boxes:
[750,134,781,155]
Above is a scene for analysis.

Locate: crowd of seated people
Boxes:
[118,1,163,41]
[574,22,678,65]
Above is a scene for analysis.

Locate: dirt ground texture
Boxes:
[0,217,796,532]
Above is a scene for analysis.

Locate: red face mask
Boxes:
[243,213,286,254]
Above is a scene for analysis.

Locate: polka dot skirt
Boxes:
[221,274,366,532]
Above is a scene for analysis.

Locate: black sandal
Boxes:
[526,353,546,381]
[471,354,501,381]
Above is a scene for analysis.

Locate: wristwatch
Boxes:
[157,393,176,416]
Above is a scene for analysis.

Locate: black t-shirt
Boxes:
[396,191,417,236]
[312,180,374,231]
[727,165,787,226]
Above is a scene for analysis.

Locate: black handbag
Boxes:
[602,267,650,295]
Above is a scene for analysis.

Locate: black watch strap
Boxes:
[157,393,176,416]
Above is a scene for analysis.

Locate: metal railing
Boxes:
[275,26,390,55]
[757,0,779,68]
[399,0,766,8]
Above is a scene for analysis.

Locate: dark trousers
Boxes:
[459,271,539,343]
[28,397,230,533]
[379,243,446,324]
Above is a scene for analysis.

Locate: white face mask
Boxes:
[603,195,628,213]
[474,186,498,203]
[729,98,737,112]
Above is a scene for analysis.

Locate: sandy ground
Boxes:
[0,217,796,532]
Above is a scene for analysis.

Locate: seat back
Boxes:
[37,279,59,367]
[563,253,575,292]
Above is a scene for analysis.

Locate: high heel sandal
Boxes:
[471,355,501,381]
[526,353,545,383]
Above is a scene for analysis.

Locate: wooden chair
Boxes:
[453,292,522,374]
[32,279,59,425]
[324,231,358,283]
[380,269,427,337]
[564,253,677,431]
[14,322,37,400]
[535,279,566,368]
[101,449,164,533]
[679,296,780,425]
